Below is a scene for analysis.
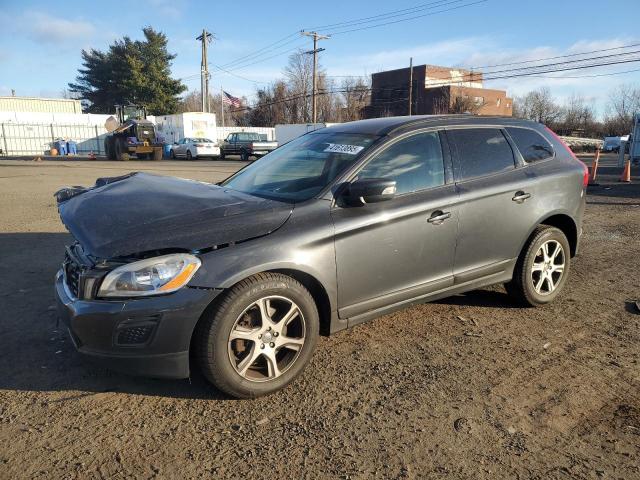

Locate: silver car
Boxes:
[170,137,220,159]
[55,115,587,398]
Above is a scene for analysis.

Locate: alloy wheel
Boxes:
[531,240,565,295]
[227,296,306,382]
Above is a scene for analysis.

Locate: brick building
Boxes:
[364,64,513,118]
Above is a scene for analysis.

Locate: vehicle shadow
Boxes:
[0,233,524,399]
[0,232,232,400]
[433,288,521,309]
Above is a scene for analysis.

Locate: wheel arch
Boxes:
[268,268,333,336]
[538,213,578,257]
[190,267,336,351]
[515,212,578,264]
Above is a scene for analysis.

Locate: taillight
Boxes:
[544,126,588,187]
[581,163,589,187]
[195,143,205,147]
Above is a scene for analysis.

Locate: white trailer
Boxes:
[154,112,217,144]
[275,123,337,145]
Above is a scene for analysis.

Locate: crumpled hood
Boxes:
[56,172,293,258]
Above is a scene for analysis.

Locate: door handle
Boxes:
[427,210,451,225]
[512,191,531,203]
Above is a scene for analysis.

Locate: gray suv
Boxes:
[55,115,587,398]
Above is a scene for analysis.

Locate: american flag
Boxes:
[222,91,241,108]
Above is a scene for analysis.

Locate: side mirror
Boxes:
[345,178,397,205]
[173,142,178,145]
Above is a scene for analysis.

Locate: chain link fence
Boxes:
[0,123,107,156]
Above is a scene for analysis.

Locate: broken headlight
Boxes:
[97,254,201,298]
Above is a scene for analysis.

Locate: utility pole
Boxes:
[301,31,330,123]
[408,57,413,116]
[197,29,213,112]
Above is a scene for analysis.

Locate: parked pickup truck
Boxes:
[219,132,278,161]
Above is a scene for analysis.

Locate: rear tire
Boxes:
[505,226,570,307]
[219,150,225,160]
[105,137,117,160]
[186,150,193,160]
[196,273,319,398]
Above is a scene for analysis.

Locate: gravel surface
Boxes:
[0,155,638,479]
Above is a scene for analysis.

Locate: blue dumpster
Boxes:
[54,140,67,156]
[163,143,172,159]
[67,141,77,155]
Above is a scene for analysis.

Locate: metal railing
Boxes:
[0,123,107,156]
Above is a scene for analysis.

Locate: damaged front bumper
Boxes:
[55,269,221,379]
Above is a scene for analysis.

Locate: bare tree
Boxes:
[432,88,485,115]
[338,77,370,121]
[284,51,314,123]
[603,84,640,135]
[513,87,562,125]
[560,93,596,136]
[248,80,290,127]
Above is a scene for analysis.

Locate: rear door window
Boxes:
[506,127,554,162]
[448,128,515,181]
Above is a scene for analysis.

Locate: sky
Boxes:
[0,0,639,117]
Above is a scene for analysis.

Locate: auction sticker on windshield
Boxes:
[324,143,365,155]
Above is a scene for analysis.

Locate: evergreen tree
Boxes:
[69,27,186,115]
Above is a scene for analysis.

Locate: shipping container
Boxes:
[154,112,218,144]
[274,123,336,145]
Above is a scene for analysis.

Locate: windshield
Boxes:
[221,132,379,202]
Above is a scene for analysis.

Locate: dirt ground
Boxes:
[0,154,639,479]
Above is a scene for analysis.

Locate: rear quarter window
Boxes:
[506,127,554,162]
[448,128,516,181]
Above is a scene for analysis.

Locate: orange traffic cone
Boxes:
[588,148,600,185]
[620,158,631,182]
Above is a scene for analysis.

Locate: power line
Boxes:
[228,55,640,113]
[327,43,640,78]
[307,0,467,30]
[468,42,640,70]
[479,49,640,76]
[328,0,488,35]
[210,63,269,84]
[217,32,300,69]
[213,0,486,75]
[224,43,307,72]
[531,67,640,79]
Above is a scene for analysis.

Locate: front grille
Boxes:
[64,254,82,298]
[116,326,154,345]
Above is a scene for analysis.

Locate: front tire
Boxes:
[196,273,319,398]
[506,226,570,307]
[115,140,129,161]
